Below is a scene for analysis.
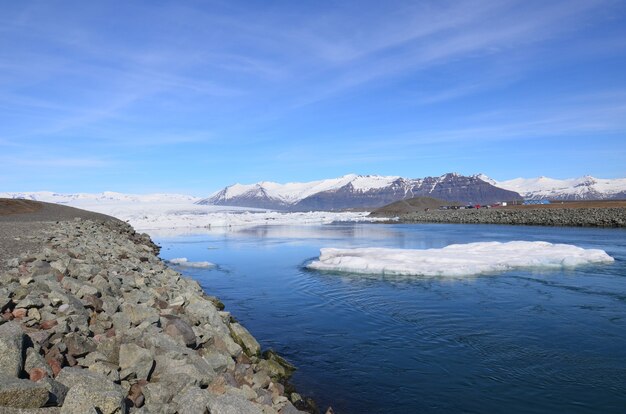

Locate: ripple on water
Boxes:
[157,223,626,414]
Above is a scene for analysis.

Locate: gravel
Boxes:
[388,207,626,227]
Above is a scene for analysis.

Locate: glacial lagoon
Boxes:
[157,223,626,414]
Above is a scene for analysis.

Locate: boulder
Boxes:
[207,393,264,414]
[0,322,25,377]
[230,323,260,357]
[60,381,126,414]
[162,315,197,348]
[172,386,212,414]
[64,333,96,357]
[0,375,49,409]
[118,343,154,380]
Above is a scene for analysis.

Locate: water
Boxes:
[155,223,626,414]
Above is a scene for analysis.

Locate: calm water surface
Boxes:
[155,223,626,414]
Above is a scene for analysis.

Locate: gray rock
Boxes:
[56,367,114,390]
[60,381,125,414]
[153,352,216,387]
[24,348,53,378]
[0,375,49,409]
[0,407,61,413]
[229,323,260,357]
[172,386,212,414]
[39,378,69,406]
[64,333,96,357]
[87,361,120,382]
[118,343,154,380]
[0,322,25,377]
[162,315,196,348]
[120,303,159,327]
[142,377,189,409]
[207,394,264,414]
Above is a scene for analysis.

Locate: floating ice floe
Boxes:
[167,257,215,268]
[307,241,614,277]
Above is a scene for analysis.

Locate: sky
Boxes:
[1,0,626,195]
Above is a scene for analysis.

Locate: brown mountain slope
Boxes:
[369,196,461,217]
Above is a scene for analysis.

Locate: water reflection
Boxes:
[156,223,626,414]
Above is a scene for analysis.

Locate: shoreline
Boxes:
[0,200,322,413]
[374,207,626,228]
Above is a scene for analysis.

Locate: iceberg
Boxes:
[167,257,215,268]
[307,241,614,277]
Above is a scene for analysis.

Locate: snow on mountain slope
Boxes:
[200,173,522,210]
[206,174,402,205]
[482,175,626,200]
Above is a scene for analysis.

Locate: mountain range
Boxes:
[3,174,625,212]
[197,173,522,211]
[482,175,626,201]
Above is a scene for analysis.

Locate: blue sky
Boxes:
[1,0,625,195]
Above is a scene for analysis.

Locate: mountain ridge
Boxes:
[198,173,522,210]
[481,175,626,201]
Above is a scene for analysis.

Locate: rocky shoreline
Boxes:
[0,217,323,413]
[382,207,626,227]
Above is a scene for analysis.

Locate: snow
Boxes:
[204,174,413,205]
[487,175,626,199]
[0,191,386,237]
[307,241,614,277]
[0,191,200,204]
[167,258,215,268]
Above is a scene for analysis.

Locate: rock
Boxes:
[142,377,189,410]
[127,381,146,408]
[230,323,261,357]
[60,381,126,414]
[87,361,120,382]
[208,393,265,414]
[11,308,27,319]
[162,315,197,348]
[0,322,25,377]
[120,303,159,327]
[152,352,216,387]
[39,377,69,406]
[278,402,305,414]
[64,333,96,357]
[15,297,44,309]
[55,367,112,390]
[0,407,62,413]
[118,343,154,380]
[0,375,49,409]
[28,368,48,382]
[257,359,288,381]
[262,350,296,379]
[25,348,53,379]
[0,218,316,414]
[172,386,212,414]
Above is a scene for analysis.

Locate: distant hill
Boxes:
[370,196,461,217]
[198,173,522,211]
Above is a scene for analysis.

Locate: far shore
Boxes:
[374,205,626,228]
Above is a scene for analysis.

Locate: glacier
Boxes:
[307,241,614,277]
[480,175,626,200]
[0,191,386,236]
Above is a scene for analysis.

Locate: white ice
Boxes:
[0,191,386,237]
[167,258,215,268]
[307,241,614,277]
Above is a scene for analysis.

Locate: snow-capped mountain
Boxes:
[482,175,626,200]
[198,173,522,210]
[0,191,200,204]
